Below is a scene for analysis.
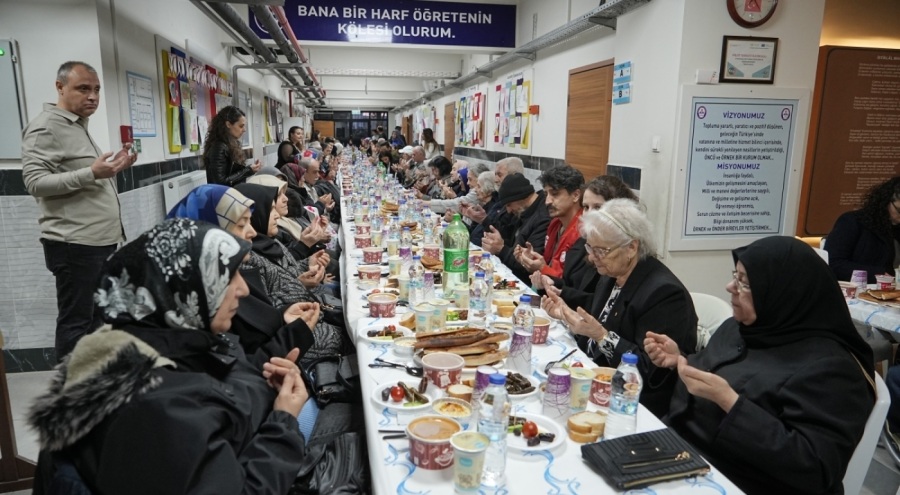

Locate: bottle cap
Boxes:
[413,255,421,260]
[403,226,410,231]
[622,353,638,365]
[482,253,491,259]
[488,373,507,385]
[475,272,484,278]
[520,295,531,304]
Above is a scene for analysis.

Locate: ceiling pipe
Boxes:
[250,5,324,106]
[390,0,651,112]
[270,6,325,98]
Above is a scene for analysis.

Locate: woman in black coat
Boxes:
[543,199,697,417]
[646,236,876,495]
[825,177,900,283]
[203,106,260,186]
[29,218,312,494]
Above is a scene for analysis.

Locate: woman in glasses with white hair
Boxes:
[543,199,697,416]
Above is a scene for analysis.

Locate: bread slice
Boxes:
[568,429,600,443]
[568,411,607,435]
[447,384,473,401]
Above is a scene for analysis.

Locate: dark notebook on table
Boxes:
[581,428,711,490]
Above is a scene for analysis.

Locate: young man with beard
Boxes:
[518,165,585,278]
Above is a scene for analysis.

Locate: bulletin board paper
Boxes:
[492,69,532,152]
[126,72,156,137]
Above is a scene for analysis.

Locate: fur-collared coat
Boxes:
[30,324,310,495]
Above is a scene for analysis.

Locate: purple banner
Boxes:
[250,0,516,49]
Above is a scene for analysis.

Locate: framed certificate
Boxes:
[719,36,778,84]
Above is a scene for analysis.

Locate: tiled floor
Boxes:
[4,370,900,494]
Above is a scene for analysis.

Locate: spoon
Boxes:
[369,357,424,377]
[544,349,578,375]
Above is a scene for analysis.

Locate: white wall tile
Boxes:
[13,298,56,349]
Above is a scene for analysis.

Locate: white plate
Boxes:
[534,359,593,380]
[371,380,441,412]
[497,369,540,401]
[507,413,565,452]
[359,323,412,344]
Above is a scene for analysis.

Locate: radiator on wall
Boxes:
[163,170,207,213]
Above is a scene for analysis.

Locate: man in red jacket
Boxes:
[518,164,584,278]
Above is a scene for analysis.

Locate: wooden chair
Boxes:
[0,332,35,492]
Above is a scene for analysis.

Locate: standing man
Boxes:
[22,61,135,360]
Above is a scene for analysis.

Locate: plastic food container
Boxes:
[406,415,462,470]
[368,293,398,317]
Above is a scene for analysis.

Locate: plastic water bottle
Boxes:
[409,256,425,306]
[478,373,510,487]
[513,295,535,334]
[605,353,643,440]
[442,213,469,293]
[470,272,489,327]
[422,209,435,244]
[398,199,408,222]
[388,215,400,241]
[423,271,435,301]
[480,253,495,307]
[400,227,413,268]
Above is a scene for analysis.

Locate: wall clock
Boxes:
[727,0,778,28]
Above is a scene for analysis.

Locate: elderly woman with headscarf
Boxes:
[234,183,351,360]
[29,218,310,494]
[645,236,876,495]
[543,199,697,416]
[166,184,321,355]
[247,173,331,266]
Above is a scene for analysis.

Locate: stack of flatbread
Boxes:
[414,327,509,367]
[421,255,442,270]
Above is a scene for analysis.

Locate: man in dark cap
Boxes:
[481,173,551,282]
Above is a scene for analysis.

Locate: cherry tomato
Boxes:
[571,361,584,368]
[390,385,406,402]
[522,421,539,439]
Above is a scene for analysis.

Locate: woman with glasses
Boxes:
[825,176,900,283]
[645,236,875,494]
[543,199,697,416]
[535,175,641,308]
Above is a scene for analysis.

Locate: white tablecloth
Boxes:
[848,298,900,334]
[337,197,743,494]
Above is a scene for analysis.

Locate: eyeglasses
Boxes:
[586,240,632,259]
[731,271,751,293]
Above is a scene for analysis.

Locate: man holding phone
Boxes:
[22,61,136,360]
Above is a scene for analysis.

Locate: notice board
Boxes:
[798,46,900,236]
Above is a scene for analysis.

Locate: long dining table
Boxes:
[336,188,743,494]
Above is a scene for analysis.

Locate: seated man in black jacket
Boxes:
[480,173,551,282]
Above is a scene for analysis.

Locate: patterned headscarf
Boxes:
[165,184,254,231]
[95,218,251,331]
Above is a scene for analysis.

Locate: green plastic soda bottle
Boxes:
[442,213,469,295]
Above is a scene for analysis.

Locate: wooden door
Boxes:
[313,120,335,140]
[444,103,456,159]
[565,61,613,180]
[401,118,410,146]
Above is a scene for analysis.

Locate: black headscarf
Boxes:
[234,183,283,260]
[94,218,250,331]
[733,236,874,379]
